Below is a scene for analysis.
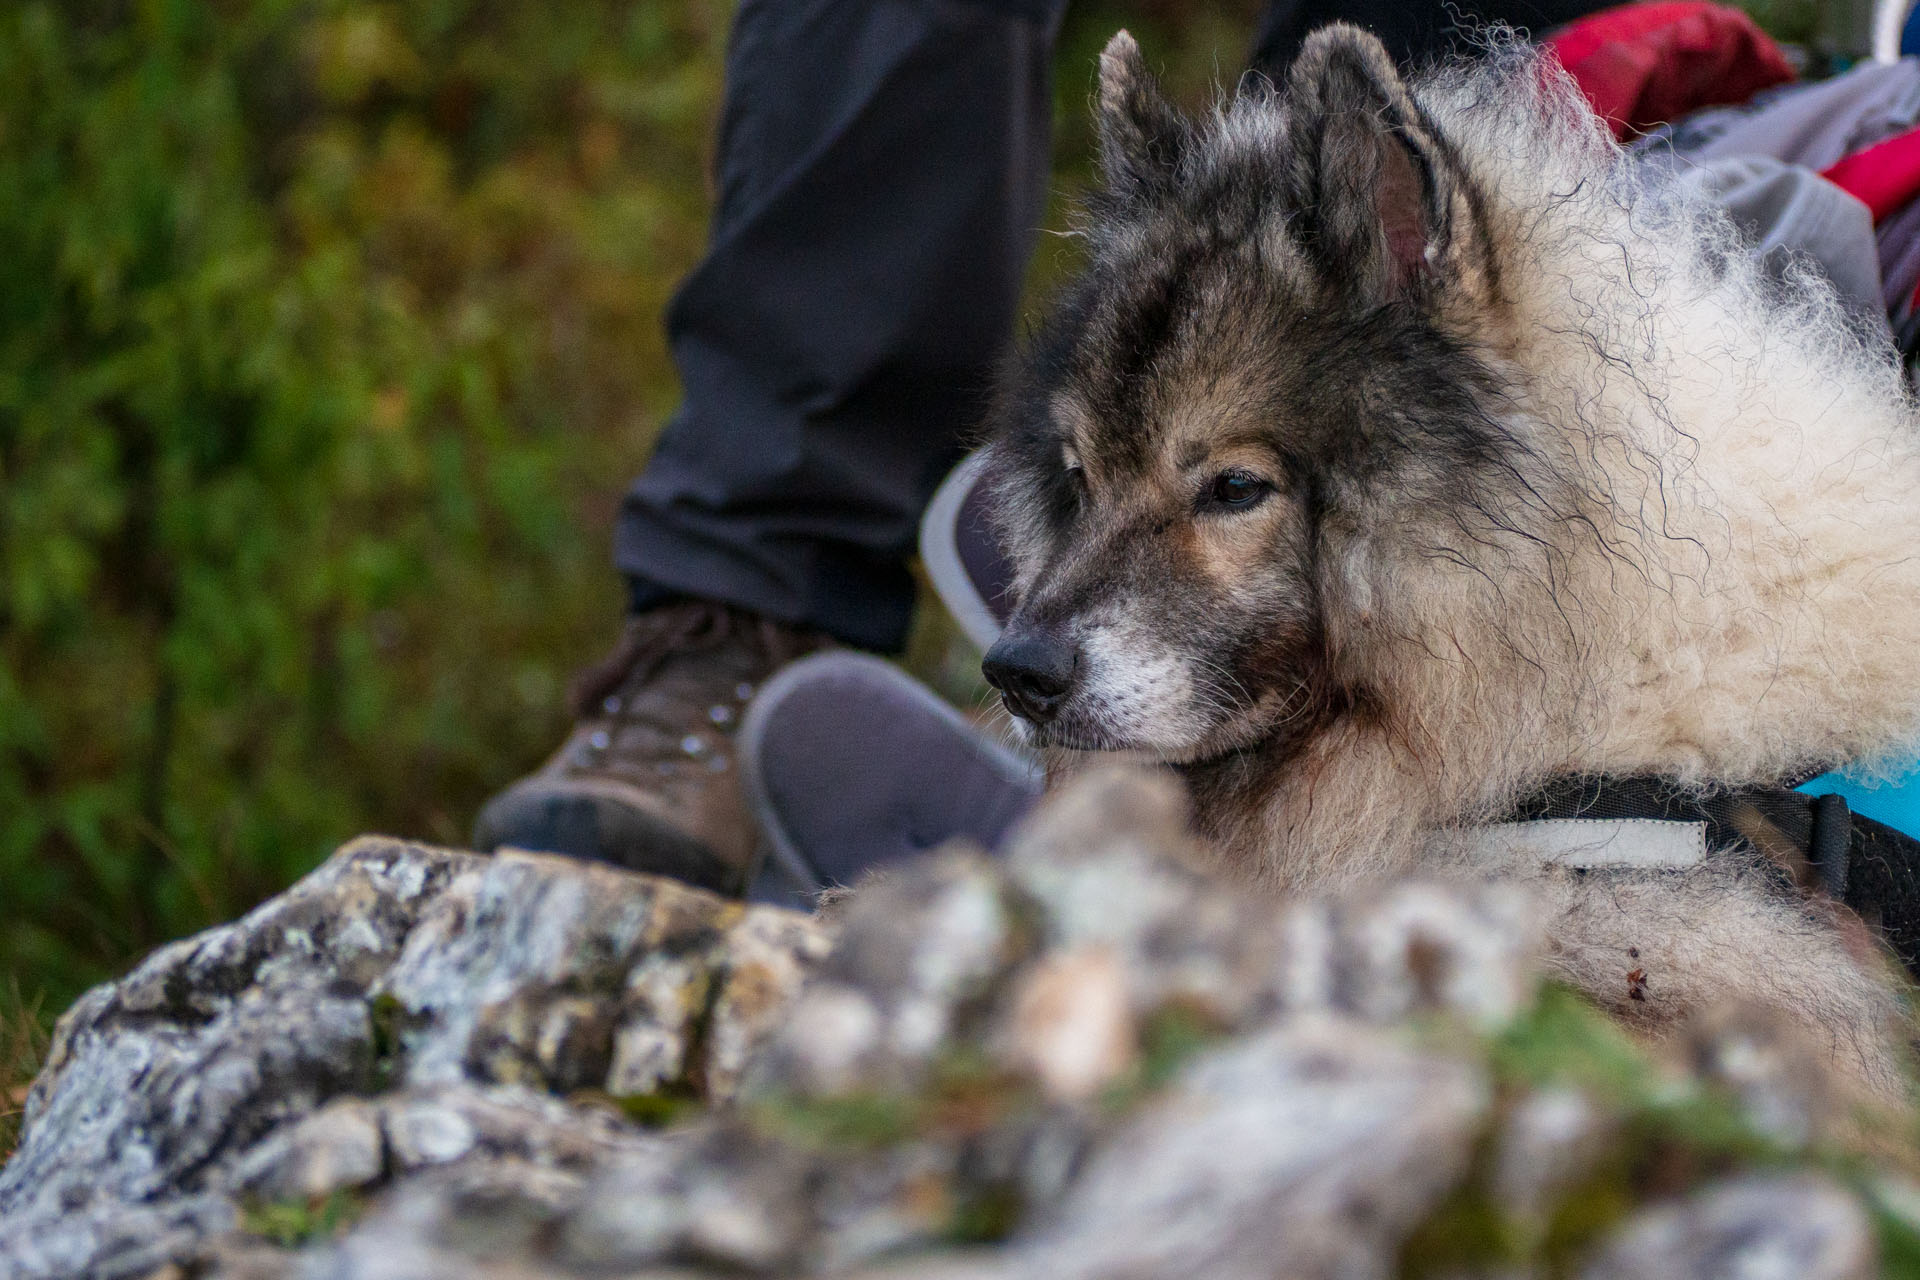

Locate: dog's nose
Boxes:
[982,631,1077,724]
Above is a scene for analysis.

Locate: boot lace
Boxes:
[568,600,823,753]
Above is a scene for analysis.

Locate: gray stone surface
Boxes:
[1010,1016,1488,1280]
[0,838,825,1280]
[1580,1174,1877,1280]
[0,768,1896,1280]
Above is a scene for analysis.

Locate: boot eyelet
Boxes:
[588,730,611,752]
[708,704,734,727]
[602,695,623,715]
[681,734,707,756]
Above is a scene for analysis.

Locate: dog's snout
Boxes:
[982,631,1077,724]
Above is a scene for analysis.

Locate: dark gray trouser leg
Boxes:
[616,0,1064,652]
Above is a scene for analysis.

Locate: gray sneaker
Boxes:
[739,650,1042,906]
[473,600,829,895]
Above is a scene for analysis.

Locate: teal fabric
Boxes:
[1799,765,1920,837]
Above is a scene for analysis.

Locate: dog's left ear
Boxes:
[1284,24,1474,302]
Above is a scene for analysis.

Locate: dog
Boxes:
[978,25,1920,1097]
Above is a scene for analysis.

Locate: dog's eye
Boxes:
[1207,469,1271,510]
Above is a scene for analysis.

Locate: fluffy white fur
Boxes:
[1192,44,1920,880]
[1176,37,1920,1095]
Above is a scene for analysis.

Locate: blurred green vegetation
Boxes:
[0,0,725,1018]
[0,0,1263,1028]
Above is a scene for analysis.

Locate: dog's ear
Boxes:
[1096,31,1187,195]
[1284,24,1469,302]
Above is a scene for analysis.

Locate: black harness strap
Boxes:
[1504,775,1920,980]
[1808,792,1851,900]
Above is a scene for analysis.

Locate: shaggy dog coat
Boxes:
[982,26,1920,1096]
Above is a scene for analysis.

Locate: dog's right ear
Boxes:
[1096,31,1187,196]
[1283,24,1476,304]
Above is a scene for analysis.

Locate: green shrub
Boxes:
[0,0,727,1010]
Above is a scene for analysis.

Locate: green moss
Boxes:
[1535,1163,1638,1276]
[1398,984,1824,1278]
[1095,998,1232,1116]
[239,1189,366,1247]
[948,1180,1024,1245]
[748,1091,924,1151]
[612,1082,703,1130]
[746,1046,1041,1153]
[1139,1001,1230,1089]
[1399,1182,1528,1277]
[1488,986,1654,1100]
[1870,1200,1920,1279]
[365,991,410,1091]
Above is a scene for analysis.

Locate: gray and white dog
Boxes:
[981,26,1920,1099]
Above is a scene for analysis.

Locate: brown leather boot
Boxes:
[472,600,830,895]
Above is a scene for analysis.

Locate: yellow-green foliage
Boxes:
[0,0,726,1010]
[0,980,49,1160]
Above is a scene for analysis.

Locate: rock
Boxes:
[0,838,454,1280]
[1338,880,1543,1029]
[667,1129,818,1271]
[753,982,887,1097]
[1008,1016,1489,1280]
[1002,768,1284,1028]
[304,1159,609,1280]
[2,770,1906,1280]
[1681,1002,1834,1149]
[1490,1086,1617,1224]
[229,1099,385,1202]
[0,838,827,1280]
[374,846,818,1098]
[1003,947,1134,1102]
[706,907,836,1095]
[383,1095,480,1170]
[1580,1174,1876,1280]
[748,847,1030,1096]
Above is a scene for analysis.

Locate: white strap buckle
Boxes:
[1463,818,1707,870]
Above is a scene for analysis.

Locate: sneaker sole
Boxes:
[738,651,1041,899]
[472,777,743,896]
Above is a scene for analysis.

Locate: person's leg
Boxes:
[476,0,1063,886]
[618,0,1064,653]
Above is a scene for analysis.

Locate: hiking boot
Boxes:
[473,600,830,895]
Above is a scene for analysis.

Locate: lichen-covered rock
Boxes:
[1580,1174,1877,1280]
[1,769,1900,1280]
[1010,1016,1488,1280]
[0,838,827,1280]
[1002,947,1135,1101]
[1001,768,1283,1026]
[229,1100,386,1203]
[375,845,828,1098]
[0,839,456,1280]
[1489,1086,1617,1224]
[750,846,1033,1095]
[1679,1002,1837,1149]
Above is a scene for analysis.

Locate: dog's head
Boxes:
[983,25,1519,766]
